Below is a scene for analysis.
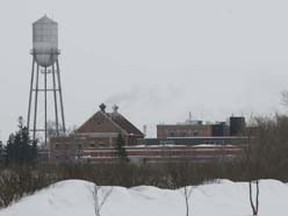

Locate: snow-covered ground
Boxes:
[0,179,288,216]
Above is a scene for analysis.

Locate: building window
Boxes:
[99,143,106,147]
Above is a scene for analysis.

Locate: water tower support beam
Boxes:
[27,57,36,130]
[52,63,59,136]
[32,64,40,141]
[56,59,66,134]
[44,67,48,146]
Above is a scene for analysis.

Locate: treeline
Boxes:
[243,114,288,181]
[0,163,258,208]
[1,158,288,209]
[0,117,38,165]
[1,114,288,208]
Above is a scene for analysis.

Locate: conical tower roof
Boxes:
[33,15,57,25]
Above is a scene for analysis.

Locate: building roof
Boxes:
[33,15,57,25]
[107,112,143,136]
[76,104,144,137]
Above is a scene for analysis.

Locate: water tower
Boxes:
[27,15,66,148]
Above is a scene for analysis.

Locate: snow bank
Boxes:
[1,179,288,216]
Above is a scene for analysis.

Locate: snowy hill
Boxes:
[0,179,288,216]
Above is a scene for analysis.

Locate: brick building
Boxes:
[49,106,246,163]
[81,144,244,164]
[157,124,213,138]
[50,103,144,162]
[157,117,245,139]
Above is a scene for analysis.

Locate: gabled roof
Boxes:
[76,111,122,134]
[107,112,144,137]
[75,106,144,137]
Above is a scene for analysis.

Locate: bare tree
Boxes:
[47,121,77,138]
[243,117,263,216]
[244,138,260,216]
[281,90,288,106]
[182,186,193,216]
[168,162,194,216]
[249,180,259,216]
[244,115,279,216]
[91,184,113,216]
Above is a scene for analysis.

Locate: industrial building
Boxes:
[157,116,245,139]
[49,104,246,163]
[50,104,144,162]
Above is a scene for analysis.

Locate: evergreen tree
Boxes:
[115,133,128,161]
[6,117,38,165]
[0,141,4,163]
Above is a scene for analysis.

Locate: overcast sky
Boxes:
[1,0,288,140]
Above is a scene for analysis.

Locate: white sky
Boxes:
[1,0,288,140]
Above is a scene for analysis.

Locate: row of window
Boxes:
[54,143,109,149]
[169,131,200,137]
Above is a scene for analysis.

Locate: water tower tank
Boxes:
[32,15,58,67]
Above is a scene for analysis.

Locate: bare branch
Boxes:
[249,180,259,216]
[98,186,113,211]
[91,184,113,216]
[182,186,193,216]
[281,90,288,106]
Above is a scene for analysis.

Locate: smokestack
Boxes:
[143,125,147,137]
[112,104,119,114]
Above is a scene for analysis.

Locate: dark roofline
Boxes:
[107,112,144,137]
[75,110,128,136]
[76,103,143,137]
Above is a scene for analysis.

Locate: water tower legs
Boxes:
[27,57,35,131]
[56,60,66,134]
[27,59,66,150]
[52,64,59,136]
[44,66,48,147]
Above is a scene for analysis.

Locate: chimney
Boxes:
[143,125,147,137]
[112,104,119,115]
